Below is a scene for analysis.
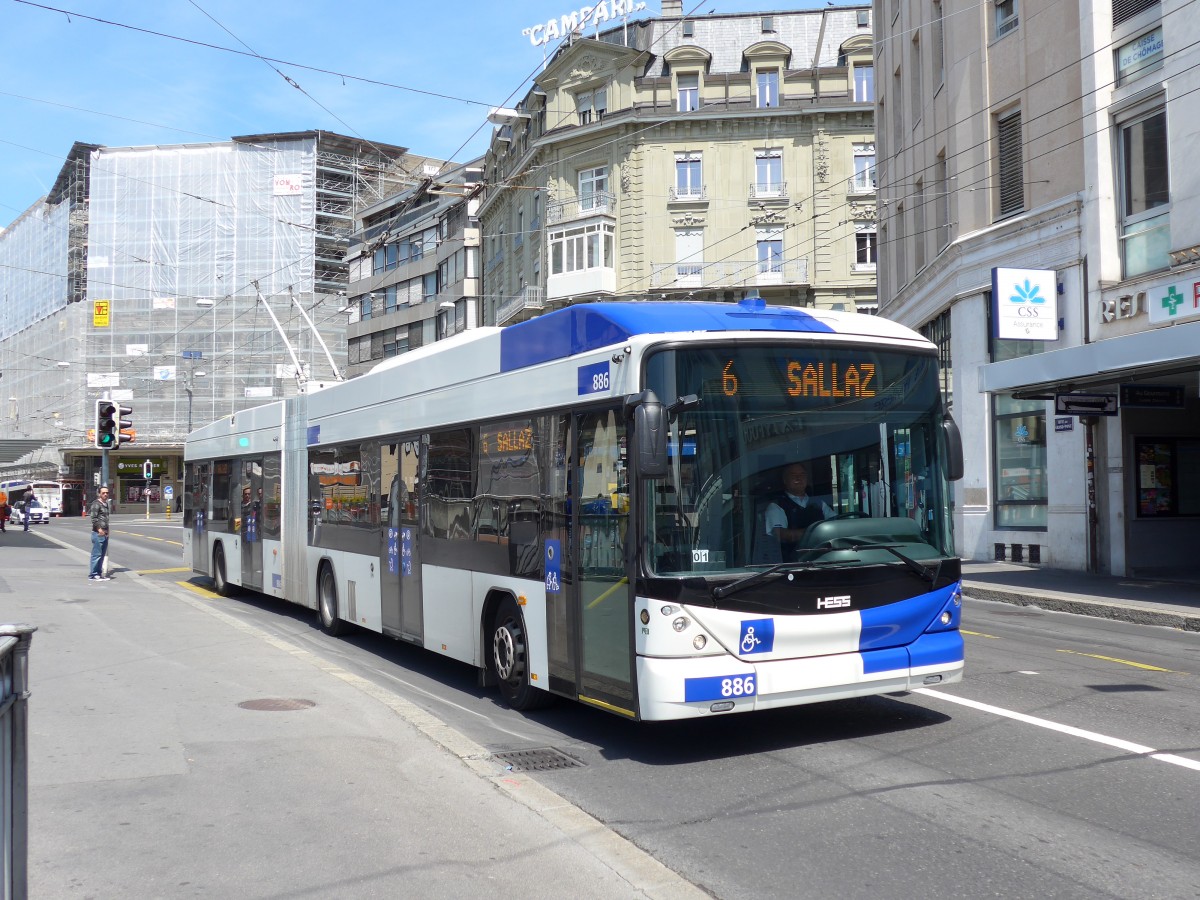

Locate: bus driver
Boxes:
[764,462,835,561]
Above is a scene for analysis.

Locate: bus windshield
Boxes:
[644,343,954,579]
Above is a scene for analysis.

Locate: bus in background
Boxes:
[0,481,63,518]
[183,300,965,721]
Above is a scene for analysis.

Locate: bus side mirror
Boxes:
[632,392,668,479]
[942,413,964,481]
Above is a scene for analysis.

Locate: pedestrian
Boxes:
[89,486,112,581]
[22,488,33,532]
[0,497,9,532]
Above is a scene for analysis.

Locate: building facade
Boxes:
[479,2,879,326]
[0,131,415,510]
[343,161,483,378]
[874,0,1200,578]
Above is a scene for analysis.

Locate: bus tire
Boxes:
[317,563,345,636]
[213,544,234,597]
[490,596,552,711]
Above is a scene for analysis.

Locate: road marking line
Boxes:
[138,567,192,575]
[114,529,183,547]
[961,629,1001,639]
[1055,648,1180,673]
[917,688,1200,772]
[177,580,222,599]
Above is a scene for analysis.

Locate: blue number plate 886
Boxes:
[684,674,757,702]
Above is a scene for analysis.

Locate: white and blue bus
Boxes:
[183,300,965,720]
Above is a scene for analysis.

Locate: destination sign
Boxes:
[721,359,877,399]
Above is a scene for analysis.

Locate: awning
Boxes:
[980,319,1200,395]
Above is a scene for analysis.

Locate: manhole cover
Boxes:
[492,747,585,772]
[238,698,316,711]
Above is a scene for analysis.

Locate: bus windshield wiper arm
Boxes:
[712,560,859,601]
[835,540,940,583]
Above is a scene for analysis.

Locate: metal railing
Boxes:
[546,191,616,225]
[0,624,35,900]
[495,285,546,326]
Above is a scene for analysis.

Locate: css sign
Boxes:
[992,267,1059,341]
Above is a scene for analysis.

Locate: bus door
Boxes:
[239,459,264,590]
[185,462,210,572]
[572,408,635,715]
[379,440,423,641]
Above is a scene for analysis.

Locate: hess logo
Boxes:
[816,595,851,610]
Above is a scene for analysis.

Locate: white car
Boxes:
[11,498,49,525]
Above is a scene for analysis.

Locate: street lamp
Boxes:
[184,370,207,433]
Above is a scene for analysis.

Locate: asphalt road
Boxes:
[40,516,1200,899]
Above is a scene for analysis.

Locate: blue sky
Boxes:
[0,0,840,226]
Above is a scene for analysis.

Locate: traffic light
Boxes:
[94,400,133,450]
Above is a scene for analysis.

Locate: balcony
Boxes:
[669,184,707,202]
[649,258,809,290]
[846,174,876,196]
[495,285,546,326]
[749,181,788,201]
[546,191,615,225]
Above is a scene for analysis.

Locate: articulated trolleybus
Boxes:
[183,300,965,721]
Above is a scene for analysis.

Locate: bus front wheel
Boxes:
[490,597,552,711]
[317,564,345,636]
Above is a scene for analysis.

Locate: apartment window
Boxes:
[677,73,699,112]
[360,293,373,321]
[1117,28,1164,86]
[384,284,397,314]
[754,149,783,196]
[761,16,774,33]
[997,111,1024,218]
[933,2,945,86]
[913,180,926,272]
[1119,106,1170,278]
[893,203,907,287]
[936,151,950,249]
[996,0,1018,38]
[373,247,387,274]
[857,9,870,27]
[919,309,952,410]
[855,228,877,269]
[993,394,1047,530]
[892,69,904,147]
[549,222,614,275]
[674,228,704,280]
[854,64,874,102]
[576,86,607,125]
[852,143,876,192]
[757,69,779,108]
[1114,0,1158,27]
[674,153,703,198]
[578,165,609,212]
[423,272,437,301]
[910,36,922,127]
[756,227,784,274]
[682,19,694,37]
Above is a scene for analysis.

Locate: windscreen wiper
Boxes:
[711,559,860,601]
[831,540,941,583]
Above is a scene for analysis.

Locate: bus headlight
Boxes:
[672,616,689,632]
[639,609,650,625]
[693,634,707,650]
[660,605,676,616]
[940,611,952,625]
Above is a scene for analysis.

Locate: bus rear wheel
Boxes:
[490,597,552,711]
[212,544,233,597]
[317,564,345,636]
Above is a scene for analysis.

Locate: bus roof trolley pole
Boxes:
[253,281,307,390]
[288,286,344,383]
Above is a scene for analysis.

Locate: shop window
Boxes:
[993,394,1047,529]
[1134,439,1200,517]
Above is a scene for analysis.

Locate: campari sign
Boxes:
[522,1,647,47]
[992,267,1059,341]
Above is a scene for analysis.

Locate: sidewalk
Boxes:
[962,560,1200,632]
[0,529,704,900]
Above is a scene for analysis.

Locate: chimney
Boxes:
[662,0,683,16]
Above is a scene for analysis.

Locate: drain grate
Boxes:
[238,698,316,711]
[492,747,585,772]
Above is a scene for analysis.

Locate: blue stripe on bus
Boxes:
[860,632,963,676]
[499,301,837,372]
[857,581,960,651]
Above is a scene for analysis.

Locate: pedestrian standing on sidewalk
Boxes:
[22,488,34,532]
[0,496,9,532]
[89,487,112,581]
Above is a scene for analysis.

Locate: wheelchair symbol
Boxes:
[741,627,762,654]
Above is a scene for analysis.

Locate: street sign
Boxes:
[164,485,174,498]
[1055,393,1118,416]
[182,350,203,360]
[1119,384,1184,408]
